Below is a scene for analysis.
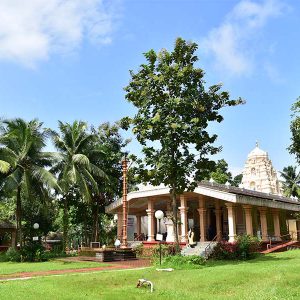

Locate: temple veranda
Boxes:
[105,144,300,246]
[106,181,300,244]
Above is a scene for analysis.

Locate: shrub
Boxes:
[21,241,47,262]
[0,252,8,262]
[159,254,206,269]
[236,234,260,260]
[134,244,144,257]
[211,235,260,260]
[152,244,177,258]
[5,247,21,262]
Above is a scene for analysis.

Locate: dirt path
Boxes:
[0,259,151,281]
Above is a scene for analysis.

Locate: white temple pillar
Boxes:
[243,205,253,236]
[146,199,155,242]
[179,195,188,243]
[226,203,236,242]
[272,208,281,241]
[258,207,268,241]
[165,201,175,242]
[198,197,207,242]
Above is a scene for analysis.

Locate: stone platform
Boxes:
[79,247,136,262]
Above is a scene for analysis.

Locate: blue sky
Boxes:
[0,0,299,175]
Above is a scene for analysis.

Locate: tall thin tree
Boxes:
[50,121,106,250]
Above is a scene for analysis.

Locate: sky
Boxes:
[0,0,299,175]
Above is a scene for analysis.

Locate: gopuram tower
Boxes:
[241,142,281,195]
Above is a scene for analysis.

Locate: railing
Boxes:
[266,233,293,250]
[204,232,221,258]
[134,233,147,241]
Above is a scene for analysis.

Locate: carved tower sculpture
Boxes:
[242,142,281,194]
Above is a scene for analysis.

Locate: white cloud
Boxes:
[263,61,285,83]
[0,0,119,67]
[201,0,288,76]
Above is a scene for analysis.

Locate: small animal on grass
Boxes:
[136,279,154,293]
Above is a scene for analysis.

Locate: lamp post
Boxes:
[33,223,39,242]
[155,210,164,265]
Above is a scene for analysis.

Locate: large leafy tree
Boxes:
[280,166,300,198]
[122,38,244,246]
[50,121,106,250]
[0,118,59,248]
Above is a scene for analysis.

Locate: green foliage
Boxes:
[21,241,47,262]
[1,251,300,299]
[280,165,300,198]
[236,235,260,260]
[211,235,260,260]
[152,244,177,258]
[232,173,243,187]
[159,254,206,269]
[289,97,300,163]
[210,159,232,184]
[122,37,244,245]
[43,251,74,260]
[0,118,60,248]
[5,247,21,262]
[0,197,15,222]
[208,159,242,187]
[134,244,144,257]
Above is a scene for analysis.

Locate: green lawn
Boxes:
[0,260,109,276]
[1,251,300,299]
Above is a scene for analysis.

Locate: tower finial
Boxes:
[256,140,259,148]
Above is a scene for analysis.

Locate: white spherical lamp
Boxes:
[33,223,39,230]
[155,210,164,220]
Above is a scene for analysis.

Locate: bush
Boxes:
[236,234,260,260]
[21,241,47,262]
[5,247,21,262]
[0,252,8,262]
[152,244,177,258]
[158,254,206,269]
[134,244,144,257]
[211,235,260,260]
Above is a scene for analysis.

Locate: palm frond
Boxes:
[72,154,90,169]
[0,160,10,174]
[31,166,61,192]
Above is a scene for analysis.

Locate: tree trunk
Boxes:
[83,208,88,246]
[16,186,22,249]
[171,187,180,252]
[93,199,100,242]
[63,195,69,252]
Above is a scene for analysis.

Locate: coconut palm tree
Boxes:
[50,121,106,250]
[280,166,300,198]
[0,118,60,248]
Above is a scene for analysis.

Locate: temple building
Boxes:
[106,144,300,244]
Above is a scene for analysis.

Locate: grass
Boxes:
[1,251,300,299]
[0,260,110,276]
